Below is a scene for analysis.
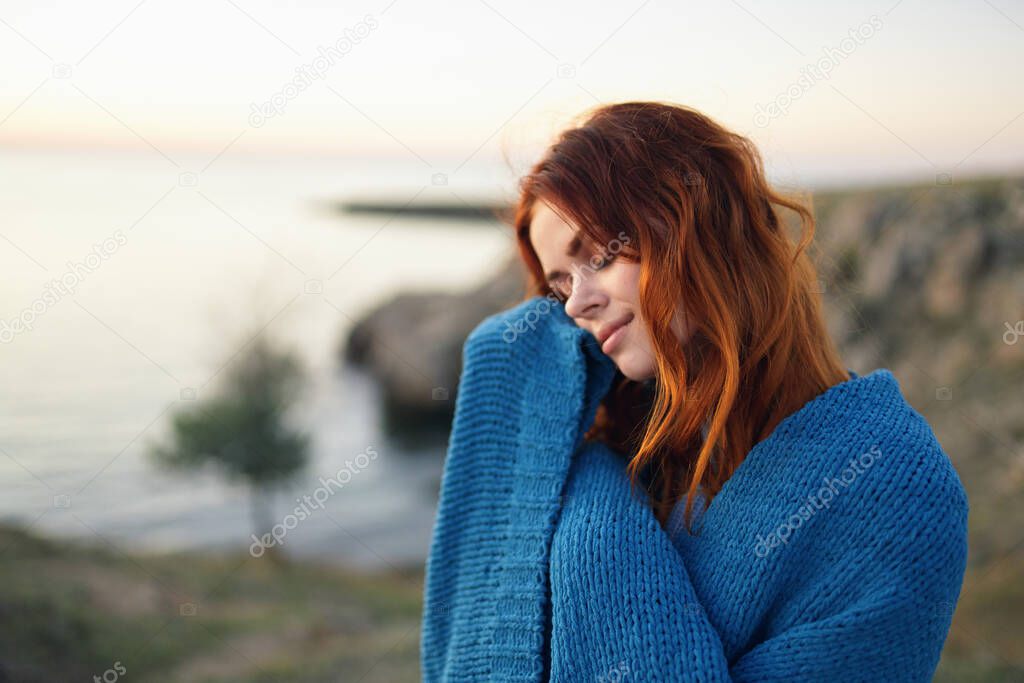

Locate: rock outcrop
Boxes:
[342,254,527,439]
[343,175,1024,532]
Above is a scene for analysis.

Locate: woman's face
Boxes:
[528,200,689,382]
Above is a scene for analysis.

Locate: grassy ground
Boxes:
[936,549,1024,682]
[0,523,423,682]
[1,522,1020,681]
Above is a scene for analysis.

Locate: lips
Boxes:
[596,313,634,346]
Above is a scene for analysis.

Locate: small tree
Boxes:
[149,332,311,555]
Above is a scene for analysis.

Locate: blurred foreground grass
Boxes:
[1,521,1020,681]
[0,523,423,682]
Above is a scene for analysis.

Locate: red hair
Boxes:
[512,101,849,533]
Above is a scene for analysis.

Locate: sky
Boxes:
[1,0,1022,186]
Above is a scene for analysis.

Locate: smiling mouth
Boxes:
[601,316,633,354]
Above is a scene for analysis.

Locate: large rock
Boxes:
[342,253,526,438]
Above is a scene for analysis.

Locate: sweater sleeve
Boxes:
[548,441,968,683]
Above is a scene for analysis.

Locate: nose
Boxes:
[562,269,605,321]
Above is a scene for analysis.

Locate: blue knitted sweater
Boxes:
[420,295,968,682]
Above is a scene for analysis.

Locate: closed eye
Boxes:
[593,252,616,269]
[548,276,571,300]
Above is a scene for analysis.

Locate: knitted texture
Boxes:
[420,295,968,682]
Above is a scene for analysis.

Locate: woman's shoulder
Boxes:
[693,367,968,550]
[773,367,968,560]
[820,367,966,512]
[757,367,964,497]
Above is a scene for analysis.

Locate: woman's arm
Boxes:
[549,440,968,682]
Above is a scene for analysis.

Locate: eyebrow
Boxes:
[543,234,583,283]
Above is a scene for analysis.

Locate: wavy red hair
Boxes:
[512,101,849,533]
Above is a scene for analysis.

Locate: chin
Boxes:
[613,349,656,382]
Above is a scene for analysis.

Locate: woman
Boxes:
[421,101,968,682]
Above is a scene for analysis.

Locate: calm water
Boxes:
[0,149,514,570]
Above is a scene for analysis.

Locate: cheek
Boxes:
[609,263,642,303]
[627,320,654,355]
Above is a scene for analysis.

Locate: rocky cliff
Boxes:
[342,175,1024,546]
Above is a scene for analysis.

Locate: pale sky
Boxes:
[1,0,1022,186]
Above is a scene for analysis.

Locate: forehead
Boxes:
[528,201,577,255]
